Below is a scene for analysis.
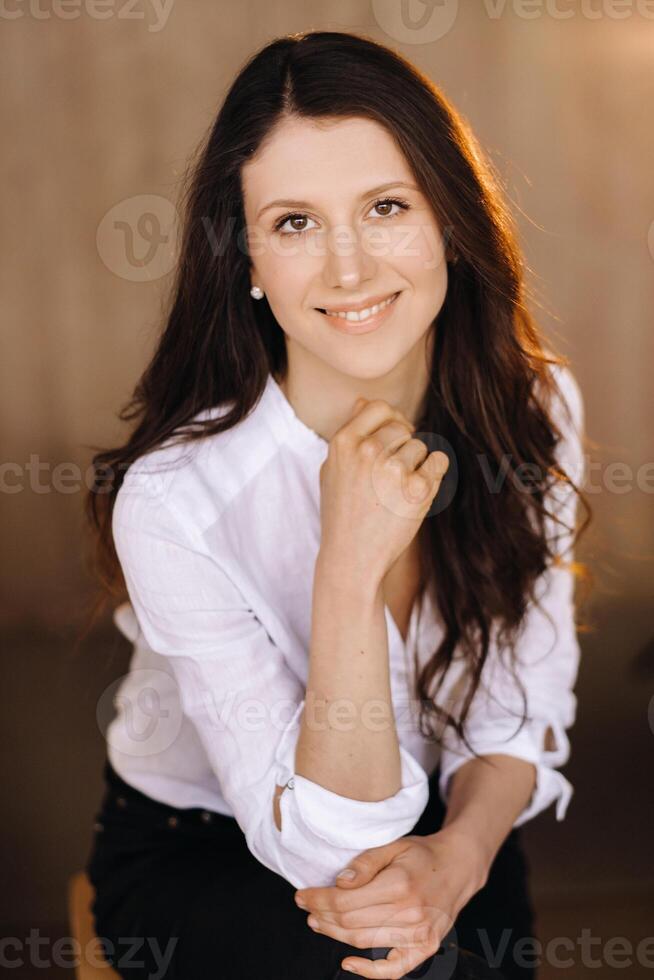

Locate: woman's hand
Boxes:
[294,828,489,979]
[318,396,449,586]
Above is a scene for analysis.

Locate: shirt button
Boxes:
[167,815,179,829]
[93,821,104,832]
[116,796,127,808]
[287,777,295,790]
[200,811,212,823]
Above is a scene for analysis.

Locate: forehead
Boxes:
[241,115,414,211]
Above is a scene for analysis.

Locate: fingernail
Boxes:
[342,964,357,973]
[337,868,356,880]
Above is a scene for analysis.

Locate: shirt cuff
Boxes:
[437,719,574,828]
[274,699,430,851]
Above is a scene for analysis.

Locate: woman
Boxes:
[83,29,590,980]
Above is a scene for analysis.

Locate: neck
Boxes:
[275,331,435,443]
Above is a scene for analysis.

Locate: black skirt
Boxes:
[85,758,537,980]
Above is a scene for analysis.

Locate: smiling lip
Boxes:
[315,290,400,314]
[317,291,401,335]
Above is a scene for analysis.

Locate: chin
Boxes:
[329,350,409,383]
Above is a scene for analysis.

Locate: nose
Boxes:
[322,224,376,291]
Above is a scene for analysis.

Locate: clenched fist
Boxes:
[318,396,449,587]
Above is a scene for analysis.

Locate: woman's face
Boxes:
[241,115,448,382]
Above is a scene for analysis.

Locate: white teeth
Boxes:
[324,292,397,322]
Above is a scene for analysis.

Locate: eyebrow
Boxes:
[256,181,421,219]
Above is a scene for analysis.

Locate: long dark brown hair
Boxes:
[84,30,592,761]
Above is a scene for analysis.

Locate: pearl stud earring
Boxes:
[250,285,264,300]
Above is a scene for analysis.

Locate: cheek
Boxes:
[403,221,448,281]
[266,249,320,305]
[428,262,449,312]
[395,250,448,331]
[264,233,326,272]
[260,251,314,318]
[251,229,304,277]
[264,288,324,349]
[405,223,449,318]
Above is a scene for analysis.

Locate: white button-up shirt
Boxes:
[106,365,585,889]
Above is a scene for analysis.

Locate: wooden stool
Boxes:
[67,871,121,978]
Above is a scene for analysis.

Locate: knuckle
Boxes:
[354,855,373,873]
[387,419,412,436]
[359,435,383,458]
[367,398,390,412]
[387,426,412,448]
[408,473,429,498]
[404,906,424,925]
[395,872,413,897]
[332,430,352,451]
[408,437,428,457]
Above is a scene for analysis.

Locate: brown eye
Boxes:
[368,197,410,220]
[274,213,318,235]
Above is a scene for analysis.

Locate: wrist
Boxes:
[425,824,492,894]
[315,548,384,599]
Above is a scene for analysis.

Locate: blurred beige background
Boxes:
[2,3,653,977]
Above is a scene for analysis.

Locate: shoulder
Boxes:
[535,360,585,485]
[546,361,584,436]
[113,380,286,546]
[533,362,587,558]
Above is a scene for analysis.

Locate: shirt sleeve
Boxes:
[437,364,586,828]
[111,476,430,889]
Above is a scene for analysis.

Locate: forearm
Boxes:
[295,555,402,802]
[434,754,537,883]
